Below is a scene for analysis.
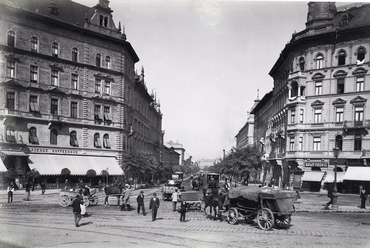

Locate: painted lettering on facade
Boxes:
[305,162,328,167]
[29,148,78,154]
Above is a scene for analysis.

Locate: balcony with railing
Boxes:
[343,120,370,136]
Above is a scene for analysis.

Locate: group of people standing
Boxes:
[135,191,160,221]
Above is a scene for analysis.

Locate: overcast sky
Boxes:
[77,0,348,161]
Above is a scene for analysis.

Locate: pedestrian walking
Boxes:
[360,186,368,209]
[325,185,334,210]
[72,194,82,227]
[171,189,181,211]
[121,184,131,211]
[7,182,14,203]
[137,190,146,215]
[41,181,46,195]
[149,193,160,221]
[24,181,31,201]
[179,199,187,222]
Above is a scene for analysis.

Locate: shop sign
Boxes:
[304,161,328,167]
[29,148,78,154]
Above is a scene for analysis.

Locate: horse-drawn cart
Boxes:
[59,188,98,207]
[224,186,296,230]
[180,191,201,211]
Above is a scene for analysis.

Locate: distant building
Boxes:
[166,141,185,166]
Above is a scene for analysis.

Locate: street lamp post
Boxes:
[332,147,340,210]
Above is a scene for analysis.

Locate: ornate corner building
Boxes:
[251,2,370,192]
[0,0,163,187]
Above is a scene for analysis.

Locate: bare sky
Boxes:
[77,0,334,161]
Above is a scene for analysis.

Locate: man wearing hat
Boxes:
[136,190,146,215]
[72,194,82,227]
[121,184,131,211]
[149,193,160,221]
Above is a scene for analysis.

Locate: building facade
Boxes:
[252,2,370,192]
[0,0,162,187]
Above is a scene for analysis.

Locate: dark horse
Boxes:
[202,187,227,220]
[104,183,125,206]
[192,178,202,190]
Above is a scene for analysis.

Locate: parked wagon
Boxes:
[224,186,296,230]
[180,191,201,211]
[59,187,98,207]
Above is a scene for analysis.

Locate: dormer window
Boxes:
[99,15,109,27]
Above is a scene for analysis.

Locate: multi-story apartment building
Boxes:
[252,2,370,192]
[0,0,163,187]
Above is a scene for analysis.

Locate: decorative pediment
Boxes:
[350,95,367,106]
[3,79,22,87]
[93,73,114,81]
[352,67,368,77]
[49,63,64,72]
[311,99,324,108]
[5,53,22,63]
[333,70,348,79]
[332,98,347,107]
[312,73,325,82]
[48,86,65,94]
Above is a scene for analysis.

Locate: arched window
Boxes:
[335,135,343,151]
[354,135,362,151]
[72,47,78,62]
[94,133,101,147]
[357,47,366,62]
[96,54,101,67]
[338,50,346,66]
[6,126,16,142]
[103,134,111,148]
[316,54,324,69]
[105,56,111,69]
[31,37,38,52]
[52,42,58,57]
[50,129,58,145]
[70,131,79,147]
[29,127,39,144]
[7,31,15,47]
[299,57,305,71]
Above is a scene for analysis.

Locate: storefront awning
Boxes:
[324,172,345,183]
[0,151,29,156]
[0,158,7,172]
[28,154,123,176]
[301,171,325,182]
[343,167,370,181]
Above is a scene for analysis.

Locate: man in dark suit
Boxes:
[149,193,160,221]
[137,190,146,215]
[360,186,368,209]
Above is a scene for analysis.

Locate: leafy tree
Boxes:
[5,168,17,184]
[86,169,97,185]
[123,150,159,185]
[26,168,40,191]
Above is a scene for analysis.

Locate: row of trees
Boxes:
[207,144,265,185]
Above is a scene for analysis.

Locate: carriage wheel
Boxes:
[227,208,238,225]
[89,196,99,206]
[83,196,89,207]
[257,208,274,230]
[59,195,71,207]
[275,215,291,229]
[244,216,254,224]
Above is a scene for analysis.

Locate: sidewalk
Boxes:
[0,187,369,213]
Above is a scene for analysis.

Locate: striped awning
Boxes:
[301,171,325,182]
[0,158,7,172]
[324,172,345,183]
[343,167,370,181]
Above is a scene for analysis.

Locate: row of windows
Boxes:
[7,31,111,69]
[6,91,112,121]
[6,62,112,94]
[298,47,366,71]
[289,135,362,152]
[6,126,111,148]
[314,76,365,96]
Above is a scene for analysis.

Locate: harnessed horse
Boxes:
[202,187,227,220]
[104,182,125,206]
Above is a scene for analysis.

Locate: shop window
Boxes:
[338,50,346,66]
[354,135,362,151]
[94,133,101,148]
[103,134,111,148]
[31,37,38,52]
[316,54,324,69]
[52,42,58,57]
[70,131,79,147]
[29,127,39,144]
[29,95,40,112]
[6,92,15,110]
[70,102,78,118]
[6,126,16,142]
[72,47,78,62]
[50,129,58,145]
[7,31,15,47]
[30,65,38,82]
[6,61,15,78]
[335,135,343,151]
[96,54,101,67]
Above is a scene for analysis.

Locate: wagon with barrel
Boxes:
[224,186,296,230]
[59,187,98,207]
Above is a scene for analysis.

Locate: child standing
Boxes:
[7,182,14,203]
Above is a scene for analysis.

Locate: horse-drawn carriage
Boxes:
[224,186,296,230]
[59,187,98,207]
[180,191,202,211]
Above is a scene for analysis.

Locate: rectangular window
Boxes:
[291,110,295,124]
[30,65,38,82]
[29,95,39,112]
[71,102,78,118]
[52,42,58,57]
[313,137,321,151]
[31,37,38,52]
[94,105,102,120]
[356,77,364,92]
[7,61,15,78]
[355,106,364,126]
[315,82,322,95]
[71,74,78,90]
[95,79,101,94]
[337,78,344,94]
[6,92,15,110]
[104,106,111,121]
[289,137,295,151]
[6,127,16,142]
[299,109,304,123]
[104,81,110,95]
[336,107,344,122]
[51,70,58,86]
[29,128,39,144]
[314,109,322,123]
[299,137,303,151]
[51,98,58,115]
[72,48,78,62]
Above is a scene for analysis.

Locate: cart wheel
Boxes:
[227,208,238,225]
[83,196,89,207]
[244,216,254,224]
[275,215,291,229]
[89,196,99,206]
[59,195,70,207]
[257,208,274,230]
